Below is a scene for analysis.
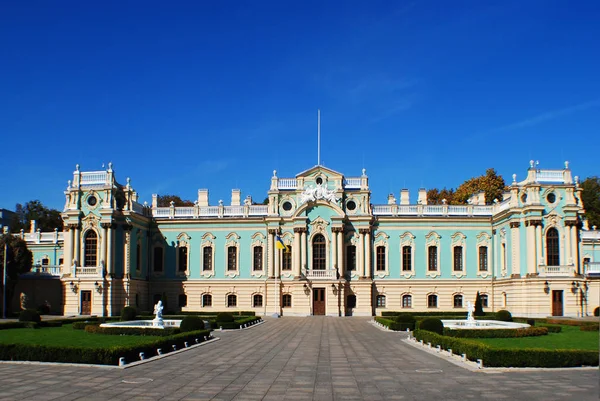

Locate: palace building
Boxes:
[14,161,600,318]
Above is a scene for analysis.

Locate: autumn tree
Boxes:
[10,200,63,233]
[0,234,33,312]
[426,188,455,205]
[581,177,600,228]
[452,168,507,205]
[157,195,194,207]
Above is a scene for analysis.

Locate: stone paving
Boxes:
[0,317,598,400]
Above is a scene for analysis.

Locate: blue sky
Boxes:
[1,1,599,211]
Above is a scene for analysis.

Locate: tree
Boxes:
[157,195,194,207]
[426,188,455,205]
[581,177,600,229]
[0,234,33,312]
[453,168,507,205]
[10,200,63,233]
[474,291,485,317]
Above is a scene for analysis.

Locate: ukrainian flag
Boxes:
[276,235,289,251]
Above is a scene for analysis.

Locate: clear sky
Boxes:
[1,1,599,211]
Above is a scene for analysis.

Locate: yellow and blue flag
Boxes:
[275,235,289,251]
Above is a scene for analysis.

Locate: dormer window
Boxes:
[316,177,323,185]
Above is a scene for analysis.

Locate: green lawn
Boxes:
[0,324,163,347]
[474,325,599,351]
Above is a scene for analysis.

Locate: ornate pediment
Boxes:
[299,184,339,204]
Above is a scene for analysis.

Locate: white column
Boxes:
[274,242,280,278]
[74,225,80,266]
[510,222,520,276]
[293,229,301,277]
[358,230,365,277]
[570,225,577,267]
[100,224,107,270]
[63,227,72,268]
[106,225,112,274]
[331,231,337,272]
[564,225,572,265]
[526,223,536,275]
[337,230,344,278]
[365,230,372,279]
[301,230,307,272]
[535,224,543,268]
[267,230,274,278]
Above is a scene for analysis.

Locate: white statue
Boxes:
[466,301,475,325]
[153,300,163,319]
[299,184,339,204]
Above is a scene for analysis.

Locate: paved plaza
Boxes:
[0,317,598,400]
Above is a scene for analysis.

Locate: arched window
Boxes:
[253,294,263,307]
[227,294,237,307]
[546,228,560,266]
[402,294,412,308]
[202,294,212,307]
[453,246,463,271]
[402,246,412,271]
[312,234,326,270]
[480,294,489,308]
[376,295,386,308]
[84,231,98,267]
[376,246,386,271]
[453,294,463,308]
[427,294,438,308]
[428,246,438,271]
[282,294,292,307]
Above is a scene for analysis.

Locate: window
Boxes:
[453,246,463,271]
[346,246,356,271]
[178,247,188,272]
[402,294,412,308]
[376,295,386,308]
[202,294,212,307]
[546,228,560,266]
[282,294,292,307]
[453,294,463,308]
[135,293,139,307]
[346,200,356,211]
[547,192,556,203]
[312,234,326,270]
[502,243,507,271]
[252,294,263,307]
[427,294,438,308]
[376,246,386,271]
[41,258,49,266]
[227,246,237,271]
[282,201,293,211]
[227,294,237,307]
[478,246,488,271]
[402,246,412,271]
[203,246,213,271]
[178,294,187,308]
[59,257,64,265]
[253,246,263,271]
[84,231,97,267]
[480,294,489,308]
[282,245,292,271]
[428,246,437,271]
[153,247,163,272]
[136,242,141,271]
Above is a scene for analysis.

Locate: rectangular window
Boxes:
[376,246,385,271]
[346,246,356,271]
[203,247,212,271]
[453,246,463,271]
[227,246,237,271]
[282,245,292,271]
[480,294,489,308]
[42,258,49,266]
[502,243,507,271]
[59,258,64,265]
[178,247,188,272]
[136,243,141,271]
[154,247,163,272]
[479,246,488,271]
[253,246,263,271]
[402,246,412,271]
[428,246,438,271]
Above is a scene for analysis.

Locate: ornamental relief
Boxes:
[299,184,339,204]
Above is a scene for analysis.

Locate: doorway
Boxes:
[313,288,325,315]
[552,290,563,316]
[81,290,92,315]
[346,294,356,316]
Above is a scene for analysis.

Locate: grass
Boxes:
[0,324,163,347]
[474,325,599,351]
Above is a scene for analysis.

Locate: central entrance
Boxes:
[81,290,92,315]
[552,290,563,316]
[313,288,326,315]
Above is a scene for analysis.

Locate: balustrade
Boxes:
[80,171,108,186]
[536,169,565,183]
[537,265,575,277]
[277,178,297,189]
[305,269,337,280]
[343,178,361,188]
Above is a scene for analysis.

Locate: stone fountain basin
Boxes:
[441,320,530,330]
[100,320,182,329]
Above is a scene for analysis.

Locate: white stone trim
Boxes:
[250,232,266,278]
[374,232,389,278]
[200,233,216,278]
[225,233,240,278]
[400,232,415,278]
[425,232,441,278]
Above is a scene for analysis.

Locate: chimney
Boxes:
[418,188,428,205]
[198,189,209,207]
[387,193,396,205]
[152,194,158,208]
[231,189,241,206]
[30,220,37,234]
[400,189,410,205]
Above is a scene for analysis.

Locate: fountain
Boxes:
[100,300,183,329]
[441,302,530,330]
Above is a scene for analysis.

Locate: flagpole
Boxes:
[317,109,321,166]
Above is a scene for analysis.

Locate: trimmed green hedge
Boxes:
[413,330,599,367]
[382,311,468,317]
[84,325,180,337]
[212,316,262,330]
[580,324,599,332]
[0,329,212,365]
[444,327,548,338]
[537,324,562,333]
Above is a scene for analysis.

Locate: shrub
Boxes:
[121,306,137,321]
[393,314,416,331]
[216,312,234,323]
[444,327,548,338]
[419,318,444,335]
[84,325,179,337]
[538,324,562,333]
[180,316,206,332]
[495,310,512,322]
[580,324,599,332]
[37,303,51,315]
[526,319,535,326]
[72,321,99,330]
[19,309,41,323]
[594,307,599,317]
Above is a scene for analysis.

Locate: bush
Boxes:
[594,307,599,317]
[393,314,416,331]
[84,325,180,337]
[72,321,99,330]
[580,324,599,332]
[444,327,548,338]
[19,309,41,323]
[419,318,444,335]
[216,312,234,323]
[538,324,562,333]
[121,306,137,321]
[495,310,512,322]
[180,316,206,332]
[37,304,51,315]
